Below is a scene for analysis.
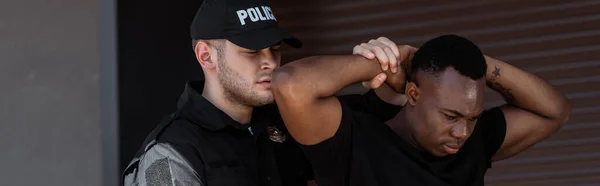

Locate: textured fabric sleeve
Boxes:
[478,107,508,167]
[301,101,354,186]
[135,143,204,186]
[337,89,403,122]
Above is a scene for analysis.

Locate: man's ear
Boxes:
[194,40,215,70]
[405,81,420,106]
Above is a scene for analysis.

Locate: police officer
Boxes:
[121,0,407,185]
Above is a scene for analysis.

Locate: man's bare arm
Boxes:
[272,55,402,145]
[485,56,571,161]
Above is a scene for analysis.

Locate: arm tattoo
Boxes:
[490,66,515,101]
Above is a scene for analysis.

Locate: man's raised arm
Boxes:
[485,56,572,161]
[272,55,404,145]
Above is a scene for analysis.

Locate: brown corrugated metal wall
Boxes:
[271,0,600,185]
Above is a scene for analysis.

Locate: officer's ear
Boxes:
[194,40,215,70]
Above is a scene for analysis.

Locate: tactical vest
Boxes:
[121,111,308,186]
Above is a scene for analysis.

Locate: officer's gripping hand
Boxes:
[353,37,416,94]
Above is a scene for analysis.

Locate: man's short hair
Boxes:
[410,34,487,83]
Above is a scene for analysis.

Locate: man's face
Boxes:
[411,67,486,157]
[216,40,281,107]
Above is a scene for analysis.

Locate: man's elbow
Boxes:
[272,67,307,102]
[557,100,572,127]
[549,97,572,132]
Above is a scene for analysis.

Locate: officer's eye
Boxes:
[271,46,281,52]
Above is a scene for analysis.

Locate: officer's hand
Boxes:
[353,37,417,93]
[353,37,400,89]
[383,44,417,94]
[354,37,401,73]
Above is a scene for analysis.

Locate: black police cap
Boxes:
[190,0,302,50]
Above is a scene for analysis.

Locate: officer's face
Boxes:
[408,68,485,157]
[216,40,282,107]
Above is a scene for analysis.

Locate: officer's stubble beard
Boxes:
[216,47,274,108]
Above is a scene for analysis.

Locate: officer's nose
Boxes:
[260,50,278,70]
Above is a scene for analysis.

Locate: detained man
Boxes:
[272,35,571,186]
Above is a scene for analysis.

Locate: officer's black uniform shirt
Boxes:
[303,100,507,186]
[122,81,403,186]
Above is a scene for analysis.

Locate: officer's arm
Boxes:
[374,84,408,106]
[135,143,204,186]
[272,55,403,145]
[484,56,571,162]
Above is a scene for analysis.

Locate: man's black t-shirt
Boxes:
[302,100,507,186]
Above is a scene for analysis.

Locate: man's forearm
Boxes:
[274,55,396,99]
[485,56,570,122]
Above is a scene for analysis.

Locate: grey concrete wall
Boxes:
[0,0,117,185]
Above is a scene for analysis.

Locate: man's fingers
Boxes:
[376,37,400,58]
[352,45,361,55]
[384,47,398,73]
[353,45,374,59]
[371,40,398,73]
[354,38,405,73]
[361,43,388,71]
[363,49,375,59]
[361,81,371,89]
[362,73,387,89]
[372,73,387,88]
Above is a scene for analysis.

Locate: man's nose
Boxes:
[451,121,469,140]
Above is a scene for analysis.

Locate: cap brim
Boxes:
[228,27,302,51]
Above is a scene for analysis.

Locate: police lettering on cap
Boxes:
[236,6,276,26]
[190,0,301,50]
